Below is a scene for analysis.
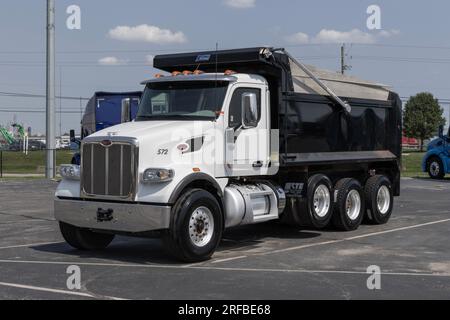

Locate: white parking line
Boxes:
[0,219,49,225]
[0,281,127,300]
[0,259,449,278]
[0,242,62,250]
[211,256,248,264]
[260,218,450,256]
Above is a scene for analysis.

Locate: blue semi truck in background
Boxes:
[422,125,450,179]
[71,91,142,164]
[81,91,142,138]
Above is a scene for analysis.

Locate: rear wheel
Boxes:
[59,222,115,250]
[365,175,393,225]
[163,189,223,262]
[427,157,445,179]
[332,178,365,231]
[300,174,334,229]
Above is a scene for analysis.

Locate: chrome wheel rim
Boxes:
[346,190,361,221]
[430,161,440,176]
[313,185,331,218]
[377,186,391,215]
[189,206,214,248]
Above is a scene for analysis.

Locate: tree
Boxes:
[403,92,446,151]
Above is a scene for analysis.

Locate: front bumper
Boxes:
[54,198,171,233]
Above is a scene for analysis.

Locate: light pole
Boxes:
[46,0,56,179]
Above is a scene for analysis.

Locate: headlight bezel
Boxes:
[142,168,175,184]
[59,164,81,181]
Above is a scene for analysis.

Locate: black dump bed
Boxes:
[154,47,402,169]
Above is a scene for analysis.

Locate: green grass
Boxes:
[401,152,427,178]
[0,149,430,178]
[0,150,74,174]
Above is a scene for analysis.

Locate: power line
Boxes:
[0,91,89,100]
[0,109,81,114]
[0,47,216,55]
[353,55,450,64]
[353,43,450,51]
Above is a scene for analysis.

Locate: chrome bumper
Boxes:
[54,198,171,233]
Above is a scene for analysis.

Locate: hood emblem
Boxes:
[100,140,113,147]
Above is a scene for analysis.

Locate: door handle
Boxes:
[253,161,263,168]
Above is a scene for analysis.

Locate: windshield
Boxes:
[136,81,229,121]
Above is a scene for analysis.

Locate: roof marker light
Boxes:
[182,70,193,76]
[172,71,182,77]
[224,70,237,75]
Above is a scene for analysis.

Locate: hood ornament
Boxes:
[100,140,113,147]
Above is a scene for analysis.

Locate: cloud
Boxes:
[379,29,400,38]
[313,29,376,44]
[98,56,127,66]
[285,32,309,45]
[285,29,400,45]
[108,24,187,44]
[145,55,154,66]
[224,0,256,9]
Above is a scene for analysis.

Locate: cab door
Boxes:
[225,85,270,176]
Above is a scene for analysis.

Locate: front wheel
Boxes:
[427,157,445,179]
[59,222,115,250]
[163,189,223,262]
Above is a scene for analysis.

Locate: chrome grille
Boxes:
[81,140,138,200]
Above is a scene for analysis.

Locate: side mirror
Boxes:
[438,125,444,138]
[121,98,131,123]
[242,93,258,129]
[70,129,76,143]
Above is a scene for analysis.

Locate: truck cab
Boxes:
[423,125,450,179]
[55,47,401,262]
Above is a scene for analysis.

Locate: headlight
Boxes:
[59,164,81,180]
[142,168,174,183]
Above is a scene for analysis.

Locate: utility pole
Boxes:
[46,0,56,179]
[340,44,351,75]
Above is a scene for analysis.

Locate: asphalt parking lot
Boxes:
[0,178,449,300]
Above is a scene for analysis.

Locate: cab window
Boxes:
[228,88,261,128]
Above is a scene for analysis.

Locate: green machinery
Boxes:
[0,124,29,154]
[0,126,15,145]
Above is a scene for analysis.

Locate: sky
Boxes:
[1,0,450,134]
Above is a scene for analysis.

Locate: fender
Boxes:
[422,150,449,173]
[168,172,224,205]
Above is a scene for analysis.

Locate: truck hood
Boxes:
[89,120,216,144]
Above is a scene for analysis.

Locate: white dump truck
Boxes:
[55,47,402,262]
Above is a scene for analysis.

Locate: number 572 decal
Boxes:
[157,149,169,155]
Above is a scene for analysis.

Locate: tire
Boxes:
[59,222,115,250]
[332,178,365,231]
[427,157,445,179]
[163,189,223,262]
[302,174,334,229]
[365,175,394,225]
